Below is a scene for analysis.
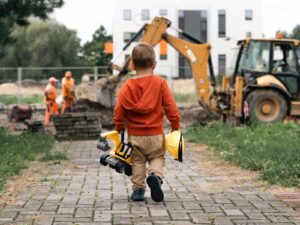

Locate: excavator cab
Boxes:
[229,38,300,122]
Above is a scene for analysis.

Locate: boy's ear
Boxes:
[131,61,136,70]
[152,61,157,69]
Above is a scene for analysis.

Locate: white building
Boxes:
[113,0,263,78]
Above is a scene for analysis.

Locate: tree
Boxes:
[0,18,81,67]
[81,25,112,67]
[0,0,64,49]
[290,25,300,40]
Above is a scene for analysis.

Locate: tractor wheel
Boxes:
[246,90,288,123]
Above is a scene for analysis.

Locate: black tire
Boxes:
[100,154,109,166]
[115,161,125,173]
[246,90,288,123]
[124,165,132,177]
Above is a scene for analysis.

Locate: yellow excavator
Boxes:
[110,17,300,123]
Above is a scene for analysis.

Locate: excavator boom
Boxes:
[112,16,216,109]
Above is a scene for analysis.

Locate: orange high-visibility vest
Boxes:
[44,83,57,102]
[44,83,59,125]
[62,77,75,99]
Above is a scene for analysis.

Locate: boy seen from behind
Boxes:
[113,42,180,202]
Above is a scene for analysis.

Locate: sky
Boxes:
[51,0,300,45]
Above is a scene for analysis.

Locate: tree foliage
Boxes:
[81,25,112,66]
[0,18,81,67]
[0,0,64,49]
[290,25,300,40]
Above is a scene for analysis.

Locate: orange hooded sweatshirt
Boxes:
[114,75,180,136]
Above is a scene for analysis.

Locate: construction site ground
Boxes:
[0,140,300,225]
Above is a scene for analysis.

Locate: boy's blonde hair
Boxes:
[131,42,156,69]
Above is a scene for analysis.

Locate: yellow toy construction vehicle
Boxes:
[97,131,132,176]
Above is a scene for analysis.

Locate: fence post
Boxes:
[94,66,98,98]
[17,67,22,105]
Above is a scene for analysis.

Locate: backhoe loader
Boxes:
[111,17,300,123]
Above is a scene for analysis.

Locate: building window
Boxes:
[245,9,253,21]
[123,32,135,42]
[141,9,150,20]
[123,9,131,20]
[218,54,226,76]
[159,9,168,16]
[218,10,226,38]
[200,10,207,42]
[246,32,252,38]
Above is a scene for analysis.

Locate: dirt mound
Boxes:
[172,78,195,93]
[76,75,125,109]
[180,106,221,127]
[0,83,44,95]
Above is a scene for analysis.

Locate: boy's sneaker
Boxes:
[146,173,164,202]
[131,188,145,201]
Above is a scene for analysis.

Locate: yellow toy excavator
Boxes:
[97,131,132,176]
[97,130,185,176]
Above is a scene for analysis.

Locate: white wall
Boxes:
[113,0,263,77]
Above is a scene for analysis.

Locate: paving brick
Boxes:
[223,209,244,216]
[0,140,299,225]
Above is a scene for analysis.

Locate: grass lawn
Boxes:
[0,128,67,191]
[185,122,300,187]
[0,94,44,105]
[173,92,197,103]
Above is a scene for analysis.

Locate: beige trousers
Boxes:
[129,134,165,191]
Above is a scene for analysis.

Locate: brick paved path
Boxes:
[0,140,299,225]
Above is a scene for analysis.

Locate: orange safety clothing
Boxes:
[44,83,59,126]
[61,77,75,113]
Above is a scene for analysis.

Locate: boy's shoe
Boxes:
[146,173,164,202]
[131,188,145,201]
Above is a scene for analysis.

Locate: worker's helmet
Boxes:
[165,130,184,162]
[49,77,58,85]
[65,71,72,78]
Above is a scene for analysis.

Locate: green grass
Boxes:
[173,92,197,103]
[0,128,67,191]
[0,94,44,105]
[185,122,300,187]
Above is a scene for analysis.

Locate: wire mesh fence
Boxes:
[0,65,220,107]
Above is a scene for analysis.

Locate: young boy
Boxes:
[113,42,180,202]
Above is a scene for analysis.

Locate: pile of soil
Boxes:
[180,106,221,128]
[171,78,195,93]
[76,75,125,109]
[0,83,44,95]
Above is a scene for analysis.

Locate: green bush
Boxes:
[185,122,300,187]
[0,128,66,191]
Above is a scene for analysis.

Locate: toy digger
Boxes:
[97,130,132,176]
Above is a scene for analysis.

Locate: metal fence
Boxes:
[0,65,222,106]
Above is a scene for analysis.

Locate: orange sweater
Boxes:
[114,75,180,136]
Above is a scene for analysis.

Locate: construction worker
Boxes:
[61,71,76,113]
[44,77,59,126]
